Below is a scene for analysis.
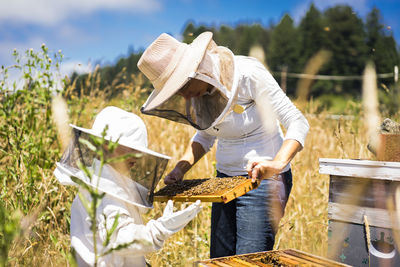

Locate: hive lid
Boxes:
[319,158,400,180]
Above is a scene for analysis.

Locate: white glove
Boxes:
[157,200,202,233]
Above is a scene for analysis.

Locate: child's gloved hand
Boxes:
[157,200,202,233]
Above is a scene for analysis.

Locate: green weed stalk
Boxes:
[70,127,148,266]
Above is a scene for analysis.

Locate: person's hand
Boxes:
[164,167,185,184]
[246,159,286,183]
[157,200,202,233]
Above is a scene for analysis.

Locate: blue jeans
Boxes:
[210,170,293,258]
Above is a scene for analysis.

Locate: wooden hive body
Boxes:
[320,158,400,266]
[195,249,351,266]
[377,133,400,162]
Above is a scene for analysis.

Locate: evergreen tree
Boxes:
[322,5,368,95]
[234,24,269,56]
[298,3,324,69]
[182,22,197,43]
[214,24,236,51]
[366,7,399,74]
[70,5,399,100]
[182,22,213,43]
[182,22,270,58]
[267,14,300,95]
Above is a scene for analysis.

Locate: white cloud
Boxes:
[0,37,45,66]
[0,0,162,25]
[56,24,96,44]
[60,60,93,76]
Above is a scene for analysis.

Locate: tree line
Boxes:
[71,4,400,100]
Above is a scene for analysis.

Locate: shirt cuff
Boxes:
[284,119,310,149]
[191,131,216,152]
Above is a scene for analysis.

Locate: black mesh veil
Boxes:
[141,82,228,130]
[57,129,169,206]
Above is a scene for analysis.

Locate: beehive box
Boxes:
[319,158,400,266]
[195,249,351,266]
[153,176,258,203]
[377,133,400,162]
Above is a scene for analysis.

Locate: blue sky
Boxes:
[0,0,399,76]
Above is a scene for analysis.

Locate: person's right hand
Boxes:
[164,167,185,184]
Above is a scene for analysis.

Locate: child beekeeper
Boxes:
[53,106,202,266]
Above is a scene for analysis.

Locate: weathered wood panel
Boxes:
[328,202,396,229]
[328,175,397,209]
[319,158,400,179]
[377,133,400,162]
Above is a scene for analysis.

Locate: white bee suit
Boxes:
[61,163,182,266]
[54,106,202,267]
[55,158,201,267]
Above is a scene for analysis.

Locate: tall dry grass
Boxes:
[2,48,398,266]
[141,100,375,266]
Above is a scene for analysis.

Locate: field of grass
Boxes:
[0,48,398,266]
[142,100,375,266]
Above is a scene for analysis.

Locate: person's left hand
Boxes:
[246,159,286,183]
[158,200,202,233]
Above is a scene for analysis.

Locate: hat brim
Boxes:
[70,124,171,160]
[142,32,213,111]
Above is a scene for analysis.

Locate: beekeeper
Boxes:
[137,32,309,258]
[54,106,202,267]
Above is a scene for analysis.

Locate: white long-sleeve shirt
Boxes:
[192,56,309,176]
